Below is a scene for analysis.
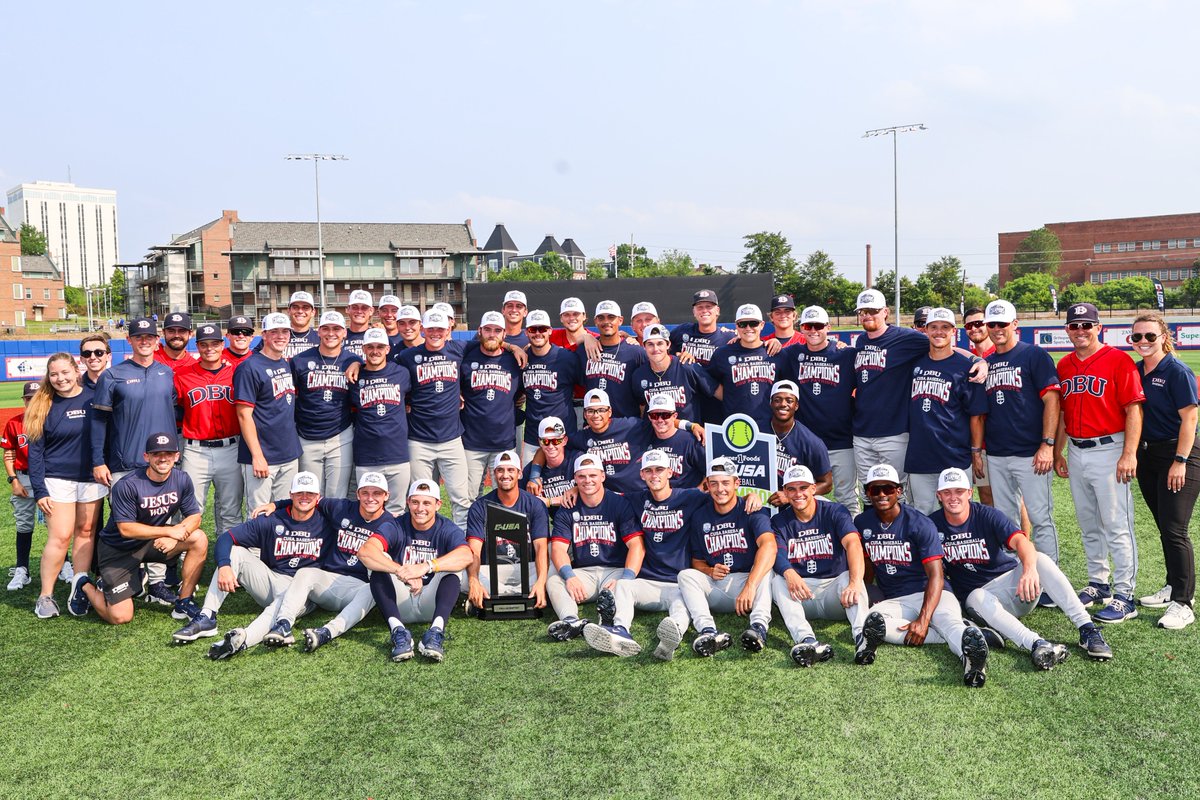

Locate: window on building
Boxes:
[398,259,419,275]
[43,289,50,300]
[15,310,24,327]
[1142,241,1153,251]
[1170,270,1180,281]
[421,258,443,274]
[1090,273,1100,283]
[1152,240,1161,250]
[57,289,63,300]
[367,258,375,266]
[11,256,20,272]
[11,283,22,299]
[1168,239,1179,249]
[25,289,32,299]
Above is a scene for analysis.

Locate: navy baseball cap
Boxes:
[913,306,932,328]
[22,381,40,398]
[693,289,719,306]
[770,294,795,310]
[227,315,254,333]
[164,312,192,330]
[129,318,158,337]
[195,323,223,342]
[1067,303,1100,324]
[145,432,180,453]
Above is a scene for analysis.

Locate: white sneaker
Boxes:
[58,561,75,583]
[7,566,31,591]
[1158,602,1195,630]
[1139,585,1172,608]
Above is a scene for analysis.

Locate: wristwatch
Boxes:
[1042,438,1055,447]
[1175,454,1188,464]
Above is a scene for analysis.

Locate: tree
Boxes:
[921,255,965,307]
[494,259,563,282]
[984,273,999,294]
[1009,226,1062,280]
[109,267,128,314]
[1178,275,1200,309]
[18,223,47,256]
[65,286,86,316]
[826,276,865,317]
[1000,273,1056,310]
[872,271,916,312]
[1060,282,1098,306]
[615,243,655,276]
[962,285,991,312]
[1096,276,1154,309]
[740,231,798,294]
[654,249,696,277]
[790,250,839,307]
[585,258,609,280]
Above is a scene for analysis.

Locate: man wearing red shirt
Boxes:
[155,311,198,373]
[764,295,803,347]
[223,315,255,366]
[963,307,996,359]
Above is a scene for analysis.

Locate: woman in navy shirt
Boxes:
[1131,312,1199,630]
[26,352,107,619]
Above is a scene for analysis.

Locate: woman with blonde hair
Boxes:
[26,352,107,618]
[1131,311,1199,630]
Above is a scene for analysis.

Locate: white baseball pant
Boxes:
[987,454,1059,562]
[464,447,511,506]
[906,473,942,515]
[828,447,861,513]
[964,554,1093,651]
[243,459,299,510]
[275,567,373,639]
[613,578,689,631]
[854,433,910,490]
[677,568,772,632]
[868,589,972,657]
[299,428,354,500]
[547,565,623,620]
[182,440,244,536]
[474,563,541,598]
[199,547,308,647]
[409,438,471,528]
[1068,436,1138,597]
[770,571,867,643]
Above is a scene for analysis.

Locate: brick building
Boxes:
[0,210,69,329]
[999,212,1200,288]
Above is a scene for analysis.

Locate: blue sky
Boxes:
[6,1,1197,286]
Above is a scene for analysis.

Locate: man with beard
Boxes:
[350,328,412,516]
[292,310,359,500]
[461,311,524,504]
[154,311,197,373]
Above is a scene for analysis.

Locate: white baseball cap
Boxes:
[583,388,611,409]
[318,311,346,329]
[707,457,739,478]
[646,394,675,414]
[735,304,763,322]
[362,328,389,346]
[642,323,669,343]
[492,450,521,470]
[573,453,605,474]
[595,300,621,317]
[262,313,289,331]
[480,311,505,328]
[538,416,567,439]
[641,449,671,470]
[358,472,389,492]
[290,471,320,494]
[926,307,957,327]
[398,305,421,322]
[856,289,887,311]
[288,291,315,307]
[422,310,450,329]
[433,302,456,318]
[631,301,658,318]
[985,300,1016,324]
[503,290,528,306]
[560,297,585,314]
[378,295,402,310]
[526,310,552,328]
[938,467,973,492]
[348,290,373,307]
[770,380,800,398]
[407,479,440,500]
[782,465,815,486]
[800,306,830,325]
[864,464,901,486]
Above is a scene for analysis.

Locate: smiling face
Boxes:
[735,319,762,345]
[289,302,314,330]
[865,481,901,513]
[1132,319,1168,360]
[964,313,988,345]
[347,303,373,327]
[707,474,739,506]
[574,467,605,499]
[631,312,658,338]
[858,307,887,334]
[46,355,80,395]
[583,404,611,431]
[406,494,442,528]
[693,301,719,329]
[397,318,421,343]
[145,449,179,479]
[318,323,346,349]
[479,324,505,353]
[559,310,584,333]
[291,491,321,515]
[493,464,520,492]
[986,318,1016,349]
[424,325,449,348]
[527,324,551,350]
[261,327,292,357]
[595,313,622,338]
[502,301,527,326]
[363,342,388,368]
[641,464,671,492]
[926,321,955,351]
[936,486,971,518]
[1067,320,1101,353]
[357,486,388,516]
[770,307,796,332]
[226,329,254,352]
[801,320,828,348]
[196,339,224,367]
[163,326,191,353]
[783,480,815,514]
[770,391,797,423]
[647,408,676,436]
[378,305,399,330]
[129,333,157,358]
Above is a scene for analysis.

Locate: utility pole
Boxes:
[863,124,927,313]
[286,154,348,310]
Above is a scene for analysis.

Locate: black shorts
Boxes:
[97,538,178,604]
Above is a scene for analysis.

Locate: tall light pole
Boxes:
[863,124,926,314]
[286,153,348,310]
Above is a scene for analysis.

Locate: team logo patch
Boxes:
[861,529,872,541]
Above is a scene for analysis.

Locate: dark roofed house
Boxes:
[481,223,520,273]
[506,233,588,278]
[561,238,587,277]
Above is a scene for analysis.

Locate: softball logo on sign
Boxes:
[705,413,779,507]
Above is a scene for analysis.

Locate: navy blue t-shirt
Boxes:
[772,500,858,579]
[775,420,832,484]
[984,341,1060,458]
[930,502,1023,603]
[854,503,944,600]
[905,353,988,475]
[630,357,718,423]
[577,340,647,419]
[343,328,368,360]
[282,329,321,361]
[99,468,202,552]
[566,416,653,495]
[1139,355,1200,443]
[707,342,783,429]
[504,330,530,349]
[460,344,523,451]
[852,325,930,438]
[521,345,580,445]
[789,341,857,450]
[234,352,301,465]
[397,341,465,444]
[466,489,551,565]
[687,498,773,573]
[522,455,577,525]
[313,497,398,582]
[350,362,413,466]
[219,507,330,576]
[670,322,737,424]
[369,514,468,585]
[29,389,96,497]
[647,428,707,489]
[626,488,708,582]
[550,490,642,569]
[291,347,360,440]
[91,358,178,471]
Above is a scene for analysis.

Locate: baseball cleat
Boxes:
[1138,585,1173,609]
[547,617,588,642]
[7,566,31,591]
[596,588,616,627]
[691,628,732,657]
[1030,638,1069,670]
[855,611,886,666]
[264,619,295,647]
[979,626,1005,650]
[739,623,767,653]
[1158,601,1196,630]
[1078,623,1112,661]
[418,628,446,662]
[171,596,202,621]
[208,628,247,661]
[790,637,833,668]
[1076,582,1112,609]
[34,594,60,619]
[960,626,989,688]
[583,623,642,657]
[144,581,177,607]
[653,617,685,661]
[1036,592,1057,608]
[463,598,480,618]
[1092,595,1138,624]
[58,561,75,583]
[303,627,332,652]
[390,627,415,662]
[173,613,218,643]
[67,573,92,617]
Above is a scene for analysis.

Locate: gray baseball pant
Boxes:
[198,546,307,647]
[11,473,36,533]
[465,448,510,506]
[987,454,1059,562]
[299,428,354,500]
[520,441,541,466]
[854,433,910,489]
[243,459,299,510]
[829,448,861,513]
[409,438,471,528]
[275,566,373,639]
[613,577,689,631]
[474,563,541,598]
[869,590,972,657]
[381,572,455,624]
[356,463,411,518]
[1068,436,1138,597]
[547,565,623,620]
[182,440,244,536]
[964,554,1092,651]
[677,568,772,632]
[907,473,941,515]
[770,571,867,643]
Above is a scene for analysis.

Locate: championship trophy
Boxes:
[480,502,543,620]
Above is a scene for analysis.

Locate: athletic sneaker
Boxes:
[547,617,588,642]
[979,626,1006,650]
[172,613,218,643]
[960,626,989,688]
[34,594,60,619]
[144,581,177,607]
[854,611,887,665]
[1158,601,1195,630]
[7,566,31,591]
[171,596,202,621]
[1139,585,1173,609]
[691,628,732,657]
[1079,623,1112,661]
[583,623,642,657]
[596,588,616,627]
[1077,582,1112,609]
[653,617,684,661]
[303,627,332,653]
[1036,592,1057,609]
[418,628,447,662]
[58,561,74,583]
[208,628,247,661]
[739,622,768,653]
[790,637,833,668]
[390,627,414,662]
[67,574,92,617]
[264,619,295,647]
[1030,638,1069,670]
[1093,595,1138,624]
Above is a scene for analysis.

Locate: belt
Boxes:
[186,436,240,448]
[1141,438,1179,449]
[15,469,27,475]
[1070,435,1116,449]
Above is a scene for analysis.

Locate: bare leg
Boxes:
[39,501,75,596]
[71,500,102,576]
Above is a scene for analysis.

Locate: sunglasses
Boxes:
[985,321,1010,329]
[866,484,900,497]
[736,320,760,329]
[1130,332,1159,343]
[81,349,108,358]
[540,437,565,446]
[964,321,985,330]
[1066,322,1096,331]
[800,323,826,331]
[527,326,551,334]
[584,407,609,415]
[647,412,675,420]
[229,330,254,336]
[857,308,884,316]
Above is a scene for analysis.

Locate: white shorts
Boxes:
[44,477,109,504]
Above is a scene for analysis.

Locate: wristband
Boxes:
[529,464,543,480]
[681,420,693,432]
[619,568,636,581]
[971,447,983,454]
[1041,438,1055,447]
[426,558,438,575]
[559,565,576,581]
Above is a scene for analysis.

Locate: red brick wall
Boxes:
[200,209,238,308]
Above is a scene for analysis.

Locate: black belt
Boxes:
[1071,435,1116,449]
[15,469,27,475]
[186,436,240,448]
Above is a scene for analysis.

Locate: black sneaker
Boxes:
[739,623,767,653]
[208,628,247,661]
[303,627,332,653]
[961,626,989,688]
[1030,638,1069,670]
[596,588,616,627]
[692,628,732,657]
[855,611,886,665]
[979,626,1005,650]
[547,617,588,642]
[790,637,833,667]
[264,619,294,647]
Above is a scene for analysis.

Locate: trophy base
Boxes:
[479,597,544,620]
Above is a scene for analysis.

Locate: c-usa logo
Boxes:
[681,334,690,342]
[571,511,580,522]
[413,354,423,364]
[728,356,737,364]
[702,522,712,533]
[274,524,285,535]
[308,361,316,370]
[341,518,350,527]
[861,528,872,541]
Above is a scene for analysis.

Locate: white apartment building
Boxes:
[5,180,120,288]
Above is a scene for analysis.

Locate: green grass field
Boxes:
[1,351,1198,799]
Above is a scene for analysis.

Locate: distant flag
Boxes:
[608,244,618,260]
[1050,285,1059,314]
[1153,277,1165,311]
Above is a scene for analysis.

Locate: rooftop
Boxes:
[228,221,478,253]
